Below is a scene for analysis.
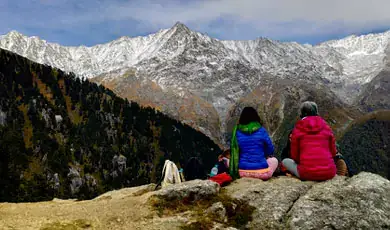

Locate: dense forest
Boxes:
[339,111,390,179]
[0,48,221,202]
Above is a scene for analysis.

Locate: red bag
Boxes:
[209,172,233,186]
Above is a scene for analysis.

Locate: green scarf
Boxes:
[229,122,262,180]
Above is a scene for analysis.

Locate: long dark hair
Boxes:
[238,107,261,125]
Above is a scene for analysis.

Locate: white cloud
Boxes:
[70,0,390,40]
[116,0,390,36]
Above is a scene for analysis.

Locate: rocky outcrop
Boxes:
[157,172,390,229]
[67,166,83,195]
[0,107,6,126]
[288,173,390,230]
[0,172,389,230]
[67,166,99,196]
[111,154,127,178]
[47,172,60,191]
[226,176,315,229]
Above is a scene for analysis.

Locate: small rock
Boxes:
[205,202,227,223]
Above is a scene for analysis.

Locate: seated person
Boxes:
[282,101,337,181]
[281,132,350,177]
[230,107,278,180]
[210,149,230,177]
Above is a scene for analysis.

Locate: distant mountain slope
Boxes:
[339,110,390,179]
[357,44,390,112]
[0,48,221,202]
[1,24,388,143]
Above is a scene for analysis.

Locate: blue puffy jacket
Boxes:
[237,127,274,170]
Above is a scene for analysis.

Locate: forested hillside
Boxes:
[339,111,390,179]
[0,48,221,202]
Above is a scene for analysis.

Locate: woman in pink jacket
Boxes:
[282,101,337,181]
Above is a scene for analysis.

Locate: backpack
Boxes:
[155,160,182,190]
[184,157,207,181]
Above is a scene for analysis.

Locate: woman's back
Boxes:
[291,116,337,180]
[230,107,278,180]
[237,127,274,170]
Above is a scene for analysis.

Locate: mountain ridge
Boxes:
[1,24,389,144]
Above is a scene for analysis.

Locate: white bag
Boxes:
[161,160,182,188]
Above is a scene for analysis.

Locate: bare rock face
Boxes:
[111,154,127,178]
[84,174,98,193]
[0,107,6,126]
[67,166,83,195]
[153,179,220,202]
[47,172,60,191]
[288,172,390,230]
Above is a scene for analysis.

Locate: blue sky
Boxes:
[1,0,389,46]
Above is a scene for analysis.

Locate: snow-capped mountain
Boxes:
[1,22,389,143]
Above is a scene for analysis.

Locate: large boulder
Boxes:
[153,180,220,201]
[223,173,390,229]
[287,172,390,230]
[225,177,315,229]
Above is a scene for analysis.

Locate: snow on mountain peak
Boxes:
[316,30,390,85]
[0,24,389,106]
[1,24,389,143]
[322,31,390,55]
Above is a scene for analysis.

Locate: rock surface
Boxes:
[226,176,315,229]
[205,202,227,223]
[288,173,390,230]
[153,179,220,201]
[0,172,389,230]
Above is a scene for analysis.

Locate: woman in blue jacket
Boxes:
[229,107,278,180]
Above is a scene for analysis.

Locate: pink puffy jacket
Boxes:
[290,116,337,181]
